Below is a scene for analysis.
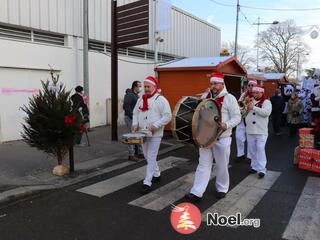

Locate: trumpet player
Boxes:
[246,85,272,178]
[235,80,257,163]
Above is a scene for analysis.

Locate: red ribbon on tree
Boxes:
[64,114,77,127]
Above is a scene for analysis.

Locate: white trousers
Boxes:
[142,137,162,186]
[247,134,268,174]
[236,120,252,159]
[190,137,232,197]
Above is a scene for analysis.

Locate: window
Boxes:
[0,25,31,41]
[33,31,65,46]
[0,24,66,47]
[89,40,105,52]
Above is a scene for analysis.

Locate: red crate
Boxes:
[298,148,320,173]
[299,128,313,135]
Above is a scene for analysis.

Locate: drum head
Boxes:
[192,99,221,148]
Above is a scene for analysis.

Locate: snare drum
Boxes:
[121,133,146,145]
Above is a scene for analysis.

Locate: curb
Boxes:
[0,143,185,205]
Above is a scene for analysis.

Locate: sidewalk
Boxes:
[0,125,183,204]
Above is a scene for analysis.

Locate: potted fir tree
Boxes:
[21,71,84,176]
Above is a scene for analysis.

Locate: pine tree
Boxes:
[21,71,82,165]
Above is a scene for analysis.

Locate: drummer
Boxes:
[132,76,172,194]
[186,72,241,201]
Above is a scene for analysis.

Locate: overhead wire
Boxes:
[209,0,320,11]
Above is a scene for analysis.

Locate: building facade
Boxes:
[0,0,221,142]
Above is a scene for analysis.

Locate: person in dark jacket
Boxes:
[123,81,143,161]
[270,89,285,135]
[71,86,89,145]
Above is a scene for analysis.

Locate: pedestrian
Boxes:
[185,72,241,202]
[123,81,143,161]
[71,86,89,146]
[310,84,320,126]
[235,80,257,163]
[270,89,285,135]
[298,87,312,128]
[287,92,303,137]
[132,76,172,194]
[246,85,272,179]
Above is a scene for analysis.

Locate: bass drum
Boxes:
[172,97,221,148]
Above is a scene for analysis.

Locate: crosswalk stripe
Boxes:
[76,157,188,197]
[129,165,226,211]
[202,170,281,222]
[282,177,320,240]
[129,173,196,211]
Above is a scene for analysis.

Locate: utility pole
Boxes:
[234,0,240,58]
[83,0,89,97]
[253,18,279,71]
[256,17,260,71]
[111,0,118,141]
[297,52,300,80]
[154,0,158,66]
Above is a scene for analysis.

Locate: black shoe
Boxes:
[184,193,202,203]
[215,191,226,199]
[235,155,245,163]
[258,172,265,179]
[248,169,257,174]
[141,184,151,194]
[152,176,161,183]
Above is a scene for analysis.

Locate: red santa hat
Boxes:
[210,72,225,83]
[248,80,258,86]
[144,76,162,93]
[252,85,265,93]
[144,76,158,86]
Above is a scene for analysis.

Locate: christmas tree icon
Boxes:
[176,206,196,230]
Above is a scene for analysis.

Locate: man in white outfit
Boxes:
[185,72,241,201]
[132,76,172,194]
[245,85,272,178]
[235,80,257,163]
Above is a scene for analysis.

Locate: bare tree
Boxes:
[222,42,255,69]
[258,20,309,77]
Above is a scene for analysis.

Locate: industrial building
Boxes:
[0,0,221,142]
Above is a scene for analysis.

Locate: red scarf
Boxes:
[255,96,266,108]
[139,90,158,112]
[245,91,253,98]
[216,96,225,112]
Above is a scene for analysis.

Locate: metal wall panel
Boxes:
[0,0,221,57]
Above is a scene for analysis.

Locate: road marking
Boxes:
[282,177,320,240]
[129,164,226,211]
[77,157,188,197]
[202,171,281,223]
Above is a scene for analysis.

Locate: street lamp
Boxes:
[253,18,279,71]
[297,51,309,80]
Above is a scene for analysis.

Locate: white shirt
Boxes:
[132,93,172,137]
[245,98,272,135]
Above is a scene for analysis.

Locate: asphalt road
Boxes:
[0,131,319,240]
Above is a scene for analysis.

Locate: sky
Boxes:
[171,0,320,70]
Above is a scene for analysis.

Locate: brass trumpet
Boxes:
[239,96,253,118]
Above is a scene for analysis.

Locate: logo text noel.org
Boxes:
[206,213,261,228]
